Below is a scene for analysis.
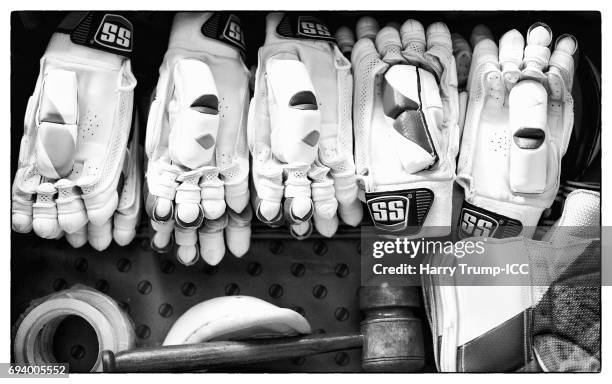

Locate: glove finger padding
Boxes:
[351,18,458,235]
[457,23,577,238]
[145,12,250,265]
[113,112,143,247]
[12,12,137,249]
[249,13,362,239]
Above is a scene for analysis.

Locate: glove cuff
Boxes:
[168,12,245,60]
[46,33,126,69]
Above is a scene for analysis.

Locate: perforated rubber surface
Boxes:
[11,223,374,372]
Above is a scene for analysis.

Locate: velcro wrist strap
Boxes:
[275,14,336,43]
[57,12,133,57]
[200,12,246,59]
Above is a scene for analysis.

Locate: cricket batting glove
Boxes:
[342,17,460,235]
[422,188,600,372]
[11,12,140,250]
[248,13,362,239]
[457,23,577,239]
[145,12,251,266]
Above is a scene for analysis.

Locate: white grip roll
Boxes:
[13,285,135,372]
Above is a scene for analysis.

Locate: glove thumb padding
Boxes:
[168,59,220,170]
[35,69,78,180]
[509,80,548,194]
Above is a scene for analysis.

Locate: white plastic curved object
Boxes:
[163,296,312,346]
[13,285,135,372]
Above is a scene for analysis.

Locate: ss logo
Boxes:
[100,22,131,47]
[460,210,497,237]
[367,196,409,232]
[94,14,133,52]
[298,17,332,38]
[223,15,246,50]
[371,200,405,222]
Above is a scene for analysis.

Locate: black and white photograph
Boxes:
[1,0,608,381]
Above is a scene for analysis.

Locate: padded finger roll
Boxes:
[451,33,472,88]
[145,165,179,223]
[226,206,252,258]
[400,19,426,63]
[220,163,249,213]
[509,80,548,193]
[309,165,339,236]
[150,220,174,253]
[175,227,199,266]
[522,23,553,80]
[35,69,78,179]
[88,220,113,251]
[198,214,228,266]
[290,220,313,240]
[283,164,314,224]
[168,59,220,170]
[267,59,320,165]
[425,22,452,78]
[335,26,355,55]
[12,197,34,233]
[376,26,404,64]
[470,24,493,48]
[65,226,87,248]
[55,179,88,234]
[32,183,61,239]
[309,165,337,221]
[548,34,578,100]
[383,65,438,173]
[174,171,205,229]
[356,16,379,40]
[499,29,525,86]
[200,168,226,220]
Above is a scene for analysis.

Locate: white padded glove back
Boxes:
[248,13,362,239]
[457,23,577,238]
[145,12,251,266]
[344,17,459,236]
[12,12,139,251]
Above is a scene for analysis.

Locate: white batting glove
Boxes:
[145,12,251,266]
[11,12,140,250]
[248,13,362,239]
[341,17,459,236]
[457,23,577,238]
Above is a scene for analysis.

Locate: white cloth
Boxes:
[145,12,251,265]
[11,16,139,251]
[457,23,577,234]
[349,18,460,236]
[248,12,362,239]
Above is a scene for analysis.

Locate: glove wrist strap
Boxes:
[46,33,125,69]
[168,12,245,60]
[55,12,133,59]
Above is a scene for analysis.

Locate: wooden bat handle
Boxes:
[102,333,363,372]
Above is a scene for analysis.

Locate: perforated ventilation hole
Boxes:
[489,130,510,153]
[79,111,101,140]
[37,191,55,204]
[203,173,218,182]
[407,42,425,55]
